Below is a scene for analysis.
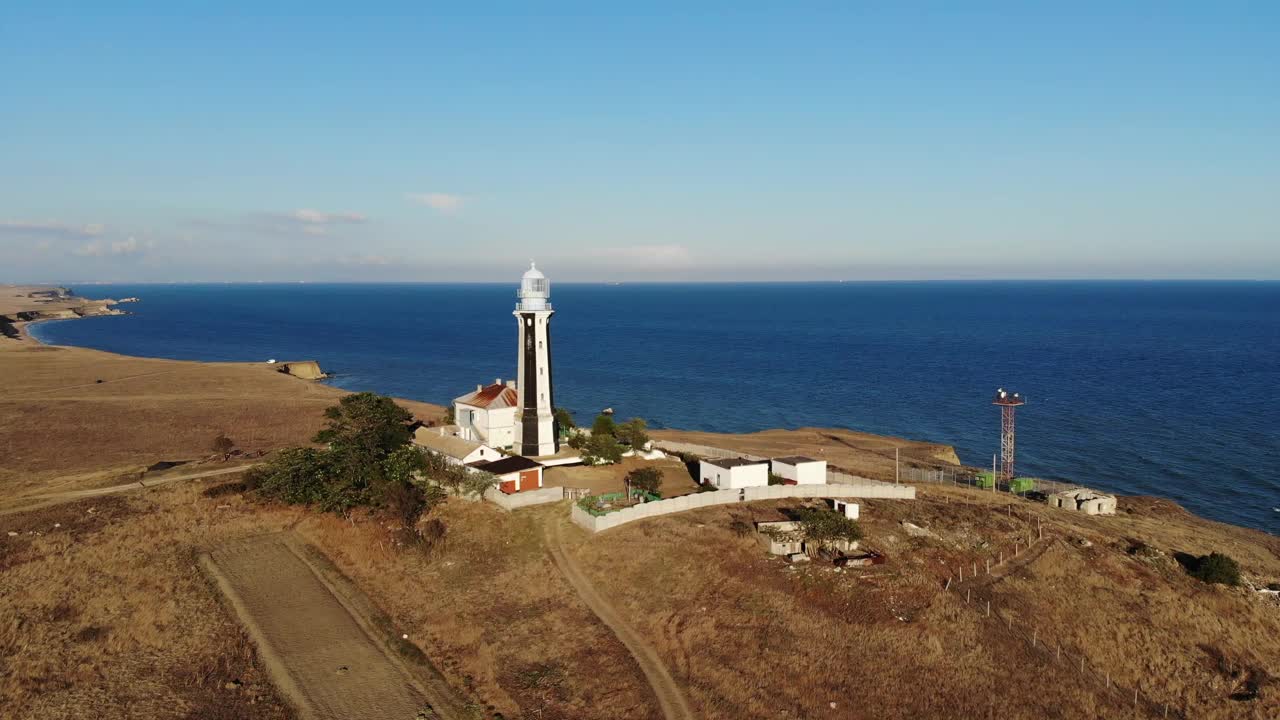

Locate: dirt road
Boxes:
[202,533,465,720]
[545,520,696,720]
[0,464,257,516]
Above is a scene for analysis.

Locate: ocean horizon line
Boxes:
[21,277,1280,287]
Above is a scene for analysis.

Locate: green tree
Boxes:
[581,433,623,465]
[554,407,575,431]
[625,466,663,497]
[248,394,436,519]
[591,413,617,438]
[314,392,415,457]
[616,418,650,450]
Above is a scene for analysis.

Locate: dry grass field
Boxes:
[0,341,443,504]
[0,480,661,719]
[564,485,1280,720]
[5,447,1279,718]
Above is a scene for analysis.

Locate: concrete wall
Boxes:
[773,459,827,485]
[484,485,562,511]
[826,470,883,487]
[571,483,916,534]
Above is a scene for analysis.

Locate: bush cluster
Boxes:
[575,414,650,465]
[245,393,441,531]
[1187,552,1242,586]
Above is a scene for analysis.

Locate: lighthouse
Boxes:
[514,262,558,456]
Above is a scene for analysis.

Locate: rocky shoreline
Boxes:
[0,285,136,341]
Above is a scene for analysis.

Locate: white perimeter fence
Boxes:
[571,483,915,533]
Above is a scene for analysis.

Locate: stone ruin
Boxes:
[1047,488,1117,516]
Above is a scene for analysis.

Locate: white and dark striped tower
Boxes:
[514,262,558,456]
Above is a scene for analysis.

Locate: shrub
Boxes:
[591,413,616,438]
[626,466,663,496]
[616,418,649,449]
[581,433,623,465]
[768,473,787,486]
[1188,552,1241,586]
[793,506,863,546]
[247,394,433,516]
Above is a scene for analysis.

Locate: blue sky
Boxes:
[2,2,1277,282]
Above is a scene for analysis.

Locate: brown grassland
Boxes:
[2,304,1279,719]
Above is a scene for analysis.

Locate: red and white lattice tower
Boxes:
[992,388,1026,484]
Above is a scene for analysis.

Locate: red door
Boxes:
[518,469,541,491]
[500,477,517,494]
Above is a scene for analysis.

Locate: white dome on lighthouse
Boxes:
[517,261,551,310]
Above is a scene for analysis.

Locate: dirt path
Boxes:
[0,464,258,516]
[544,520,696,720]
[202,533,466,720]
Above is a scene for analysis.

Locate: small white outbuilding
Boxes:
[771,456,827,485]
[698,457,769,489]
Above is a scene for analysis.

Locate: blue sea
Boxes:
[30,281,1280,534]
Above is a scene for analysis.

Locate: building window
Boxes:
[538,340,543,349]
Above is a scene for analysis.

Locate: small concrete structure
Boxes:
[831,499,860,519]
[771,456,827,485]
[756,520,805,556]
[755,519,858,557]
[1047,488,1117,516]
[412,426,503,466]
[699,457,769,489]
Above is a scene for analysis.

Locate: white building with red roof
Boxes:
[453,379,518,449]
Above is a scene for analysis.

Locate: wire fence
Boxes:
[940,509,1185,719]
[899,465,1083,498]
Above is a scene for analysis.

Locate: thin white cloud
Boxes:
[588,244,694,268]
[0,220,105,240]
[406,192,464,213]
[236,209,370,237]
[73,236,150,257]
[335,254,394,266]
[289,209,367,224]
